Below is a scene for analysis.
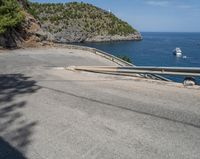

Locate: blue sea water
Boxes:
[79,32,200,83]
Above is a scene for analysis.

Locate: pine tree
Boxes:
[0,0,25,34]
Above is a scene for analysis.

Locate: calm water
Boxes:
[79,32,200,83]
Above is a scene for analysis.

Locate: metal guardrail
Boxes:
[72,66,200,77]
[93,49,133,66]
[61,44,171,81]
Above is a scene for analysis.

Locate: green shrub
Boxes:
[0,0,25,34]
[118,55,132,63]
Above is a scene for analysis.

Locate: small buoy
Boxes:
[183,56,187,58]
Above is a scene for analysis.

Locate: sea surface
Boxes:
[79,32,200,83]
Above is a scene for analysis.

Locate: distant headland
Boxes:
[0,0,142,48]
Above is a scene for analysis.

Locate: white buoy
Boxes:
[183,56,187,59]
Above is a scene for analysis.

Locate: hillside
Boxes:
[0,1,142,48]
[29,2,142,43]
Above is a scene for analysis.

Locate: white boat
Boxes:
[173,47,182,56]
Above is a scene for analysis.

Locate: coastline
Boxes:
[56,32,142,43]
[85,33,142,42]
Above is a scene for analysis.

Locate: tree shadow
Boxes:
[0,74,40,104]
[0,137,26,159]
[0,74,41,159]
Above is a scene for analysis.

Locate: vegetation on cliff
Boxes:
[0,0,51,48]
[0,0,141,48]
[29,2,138,37]
[0,0,25,34]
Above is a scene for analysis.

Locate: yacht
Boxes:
[173,47,182,56]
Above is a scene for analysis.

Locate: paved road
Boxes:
[0,48,200,159]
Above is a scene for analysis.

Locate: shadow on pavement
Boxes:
[0,74,41,159]
[0,137,27,159]
[0,74,40,103]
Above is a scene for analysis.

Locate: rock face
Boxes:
[53,30,142,43]
[0,12,54,48]
[0,29,22,48]
[85,33,142,42]
[54,31,142,43]
[0,0,55,48]
[54,27,88,43]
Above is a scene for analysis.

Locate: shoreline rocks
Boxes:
[85,33,142,42]
[54,32,142,43]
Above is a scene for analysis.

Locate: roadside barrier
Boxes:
[59,44,171,81]
[71,66,200,85]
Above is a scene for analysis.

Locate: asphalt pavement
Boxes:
[0,47,200,159]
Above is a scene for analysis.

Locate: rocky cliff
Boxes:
[0,13,50,48]
[0,1,142,48]
[0,0,53,48]
[30,2,142,43]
